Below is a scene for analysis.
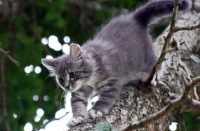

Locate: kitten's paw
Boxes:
[67,116,84,127]
[88,109,103,118]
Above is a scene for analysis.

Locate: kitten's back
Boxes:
[83,0,191,84]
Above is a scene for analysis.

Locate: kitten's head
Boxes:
[41,43,93,92]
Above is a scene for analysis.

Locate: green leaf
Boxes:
[56,17,66,28]
[45,11,59,22]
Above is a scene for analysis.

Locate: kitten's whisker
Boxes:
[59,90,67,108]
[42,76,51,85]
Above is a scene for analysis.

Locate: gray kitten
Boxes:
[42,0,191,127]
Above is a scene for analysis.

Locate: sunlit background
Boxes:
[23,35,71,131]
[24,35,70,75]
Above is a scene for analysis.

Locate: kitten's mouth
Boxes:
[69,84,82,92]
[69,86,78,92]
[65,85,70,90]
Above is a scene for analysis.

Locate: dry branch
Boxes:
[174,24,200,31]
[145,1,200,85]
[145,0,179,85]
[21,13,52,55]
[0,48,19,66]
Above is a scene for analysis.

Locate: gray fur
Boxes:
[41,0,191,127]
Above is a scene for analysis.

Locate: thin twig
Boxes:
[145,0,179,85]
[0,48,19,66]
[120,76,200,131]
[21,12,52,55]
[121,0,200,130]
[145,2,200,85]
[174,24,200,31]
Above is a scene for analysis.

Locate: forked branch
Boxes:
[121,76,200,131]
[0,48,19,66]
[122,0,200,130]
[145,0,200,85]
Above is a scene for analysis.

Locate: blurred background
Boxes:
[0,0,199,131]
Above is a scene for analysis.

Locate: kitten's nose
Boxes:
[65,85,70,89]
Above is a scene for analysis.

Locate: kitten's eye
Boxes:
[58,77,65,84]
[69,72,76,79]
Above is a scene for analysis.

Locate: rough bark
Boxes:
[69,1,200,131]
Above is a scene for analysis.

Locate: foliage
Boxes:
[0,0,147,130]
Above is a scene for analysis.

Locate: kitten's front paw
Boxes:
[67,116,84,127]
[88,109,103,118]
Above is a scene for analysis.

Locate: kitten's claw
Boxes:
[88,109,103,118]
[67,116,84,127]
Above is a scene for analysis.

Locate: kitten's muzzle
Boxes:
[65,85,70,90]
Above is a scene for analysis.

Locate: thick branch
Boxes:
[121,76,200,131]
[0,48,19,66]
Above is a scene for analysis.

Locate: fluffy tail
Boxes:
[134,0,192,27]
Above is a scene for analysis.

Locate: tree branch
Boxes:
[0,52,10,131]
[21,12,52,55]
[120,76,200,131]
[145,0,179,85]
[0,48,19,66]
[121,1,200,130]
[145,1,200,85]
[181,98,200,112]
[174,24,200,31]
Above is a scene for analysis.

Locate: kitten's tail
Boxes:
[134,0,192,27]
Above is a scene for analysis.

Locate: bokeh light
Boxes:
[63,36,71,43]
[48,35,62,51]
[41,37,48,45]
[24,123,33,131]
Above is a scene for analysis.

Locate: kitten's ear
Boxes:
[41,59,57,71]
[69,43,84,62]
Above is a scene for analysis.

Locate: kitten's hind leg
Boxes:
[88,80,121,118]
